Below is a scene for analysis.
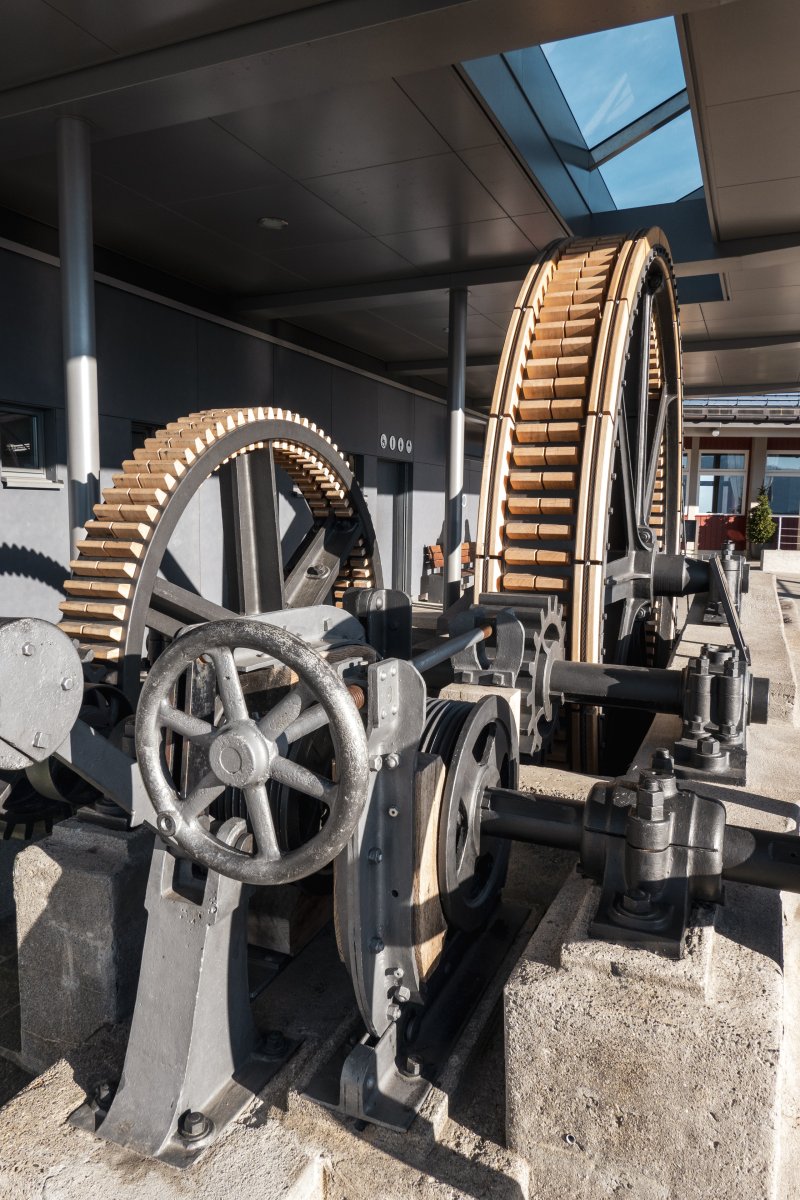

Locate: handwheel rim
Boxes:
[135,619,370,886]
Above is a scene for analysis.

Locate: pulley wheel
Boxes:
[435,695,518,932]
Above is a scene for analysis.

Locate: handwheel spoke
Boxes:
[244,783,281,861]
[258,685,310,740]
[183,770,226,819]
[270,756,336,802]
[280,703,330,748]
[209,647,249,722]
[158,700,216,744]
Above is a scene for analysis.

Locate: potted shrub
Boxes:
[747,487,777,561]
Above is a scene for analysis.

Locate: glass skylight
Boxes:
[462,15,705,217]
[598,110,702,208]
[541,18,686,149]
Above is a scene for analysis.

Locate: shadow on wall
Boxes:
[0,543,70,595]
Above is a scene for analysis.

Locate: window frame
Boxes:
[0,402,61,490]
[697,450,748,517]
[764,453,800,516]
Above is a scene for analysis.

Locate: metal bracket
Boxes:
[449,606,525,687]
[70,833,296,1166]
[343,588,412,661]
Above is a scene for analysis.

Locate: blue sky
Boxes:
[541,17,703,209]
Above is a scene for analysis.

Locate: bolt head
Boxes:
[21,643,34,657]
[394,985,411,1003]
[369,755,383,772]
[387,1003,402,1022]
[651,748,674,776]
[404,1054,423,1077]
[369,936,385,954]
[178,1110,212,1141]
[698,736,720,755]
[61,676,75,691]
[368,847,383,864]
[264,1030,288,1057]
[385,753,400,770]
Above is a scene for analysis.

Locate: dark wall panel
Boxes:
[96,283,197,425]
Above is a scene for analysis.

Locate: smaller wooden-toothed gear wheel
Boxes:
[59,407,382,700]
[476,229,683,773]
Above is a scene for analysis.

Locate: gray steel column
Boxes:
[444,287,468,611]
[57,116,100,557]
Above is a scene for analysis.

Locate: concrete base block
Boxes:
[505,871,784,1200]
[761,550,800,573]
[14,818,152,1074]
[0,838,26,921]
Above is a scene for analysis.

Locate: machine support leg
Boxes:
[57,116,100,557]
[444,287,468,612]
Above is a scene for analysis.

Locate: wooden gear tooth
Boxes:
[476,230,683,772]
[60,407,379,687]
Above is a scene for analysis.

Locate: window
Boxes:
[681,450,688,510]
[698,452,746,515]
[0,405,58,488]
[764,454,800,515]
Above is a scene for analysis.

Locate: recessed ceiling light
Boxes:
[257,216,289,230]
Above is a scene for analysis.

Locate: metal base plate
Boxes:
[69,1035,299,1168]
[303,903,528,1130]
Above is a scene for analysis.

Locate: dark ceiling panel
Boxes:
[468,280,524,315]
[216,80,449,179]
[292,310,446,362]
[46,0,321,56]
[171,179,370,251]
[90,176,308,292]
[379,216,533,270]
[303,153,506,237]
[511,211,567,246]
[459,143,548,217]
[92,119,286,204]
[0,0,111,91]
[255,237,414,286]
[396,68,500,151]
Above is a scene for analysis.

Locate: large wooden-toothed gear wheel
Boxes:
[476,229,683,773]
[59,406,381,699]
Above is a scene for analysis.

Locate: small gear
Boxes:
[524,595,566,758]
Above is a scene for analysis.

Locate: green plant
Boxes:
[747,487,777,545]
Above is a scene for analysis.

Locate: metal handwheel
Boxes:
[135,618,370,885]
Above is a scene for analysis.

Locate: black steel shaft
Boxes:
[548,659,684,713]
[722,824,800,892]
[652,554,710,597]
[481,785,800,895]
[481,787,583,851]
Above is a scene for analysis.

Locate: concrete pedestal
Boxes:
[14,819,152,1073]
[505,871,784,1199]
